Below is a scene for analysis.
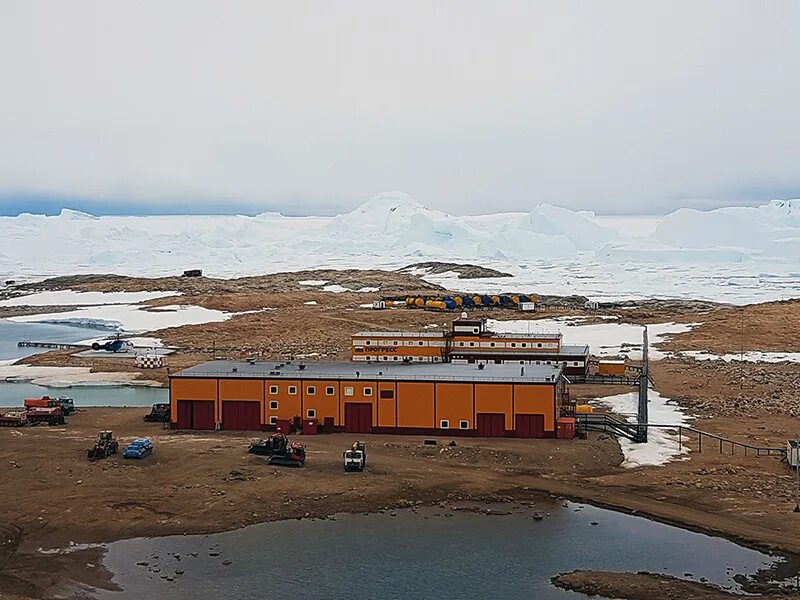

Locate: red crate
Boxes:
[557,417,576,440]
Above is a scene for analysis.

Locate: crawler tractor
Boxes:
[87,431,119,461]
[249,433,305,467]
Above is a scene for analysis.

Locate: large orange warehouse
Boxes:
[169,361,566,438]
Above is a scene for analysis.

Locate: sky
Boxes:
[1,1,799,217]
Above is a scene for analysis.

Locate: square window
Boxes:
[344,386,354,396]
[418,341,424,346]
[537,343,542,348]
[269,416,278,425]
[393,341,398,345]
[326,386,335,395]
[307,408,316,419]
[380,389,394,399]
[459,420,469,429]
[459,342,464,346]
[306,386,316,395]
[490,342,495,347]
[363,387,373,396]
[269,400,279,410]
[269,385,278,395]
[511,342,516,347]
[366,340,371,345]
[469,342,474,347]
[440,420,449,429]
[521,343,527,347]
[288,386,297,395]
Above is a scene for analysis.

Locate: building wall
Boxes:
[170,376,560,435]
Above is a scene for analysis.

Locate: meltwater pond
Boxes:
[94,504,789,600]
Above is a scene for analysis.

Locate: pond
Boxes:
[0,318,104,361]
[92,503,793,600]
[0,381,167,407]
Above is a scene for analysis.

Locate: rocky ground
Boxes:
[2,271,800,599]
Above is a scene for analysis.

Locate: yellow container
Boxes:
[454,296,463,306]
[491,295,501,305]
[575,405,594,414]
[473,295,482,305]
[406,297,415,306]
[511,295,520,304]
[414,298,426,307]
[426,300,446,310]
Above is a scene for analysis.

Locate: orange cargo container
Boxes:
[24,397,56,409]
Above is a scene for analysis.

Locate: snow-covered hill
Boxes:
[1,192,798,303]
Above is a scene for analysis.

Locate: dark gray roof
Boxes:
[173,360,563,384]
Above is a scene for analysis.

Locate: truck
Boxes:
[343,441,366,472]
[26,406,65,425]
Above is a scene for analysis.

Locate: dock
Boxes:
[17,341,89,350]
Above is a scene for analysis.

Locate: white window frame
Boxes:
[440,419,450,429]
[269,416,278,425]
[326,386,335,395]
[306,386,316,395]
[269,400,279,410]
[459,420,469,429]
[288,385,297,395]
[269,385,278,395]
[363,387,373,397]
[344,386,354,396]
[307,408,316,419]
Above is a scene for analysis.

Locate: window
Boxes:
[366,340,371,345]
[490,342,495,347]
[469,342,475,347]
[269,385,278,395]
[521,342,527,347]
[380,389,394,399]
[344,386,354,396]
[459,342,464,347]
[537,343,542,348]
[393,341,398,345]
[418,341,424,346]
[269,400,279,410]
[326,386,335,395]
[440,420,450,429]
[269,416,278,425]
[459,420,469,429]
[511,342,516,347]
[288,386,297,395]
[306,386,316,395]
[363,387,373,396]
[307,409,316,419]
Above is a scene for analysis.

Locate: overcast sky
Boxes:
[1,1,799,216]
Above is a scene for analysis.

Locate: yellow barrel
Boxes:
[454,296,463,306]
[385,300,394,308]
[529,294,539,302]
[491,295,501,305]
[511,295,520,304]
[472,295,482,305]
[406,297,415,306]
[425,300,446,310]
[575,405,594,414]
[414,297,425,308]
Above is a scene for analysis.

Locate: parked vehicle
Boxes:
[249,433,305,467]
[143,403,170,423]
[56,396,76,416]
[26,406,65,426]
[343,441,367,472]
[0,410,28,427]
[24,396,58,409]
[123,438,154,459]
[87,431,119,460]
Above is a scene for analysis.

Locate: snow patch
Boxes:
[681,350,800,364]
[0,290,178,307]
[593,389,692,468]
[0,359,160,387]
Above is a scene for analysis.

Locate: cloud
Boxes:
[1,0,799,215]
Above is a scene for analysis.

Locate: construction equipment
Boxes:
[24,396,58,409]
[249,433,305,467]
[56,396,76,416]
[123,438,153,459]
[343,441,367,472]
[0,410,28,427]
[87,431,119,461]
[143,403,170,423]
[26,406,65,426]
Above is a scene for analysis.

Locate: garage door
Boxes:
[476,413,505,437]
[344,403,372,434]
[222,401,261,430]
[515,414,545,438]
[177,400,215,430]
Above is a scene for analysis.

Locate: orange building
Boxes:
[169,361,567,438]
[351,317,590,377]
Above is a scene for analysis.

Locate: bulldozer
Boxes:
[249,433,305,467]
[143,403,170,423]
[87,431,119,461]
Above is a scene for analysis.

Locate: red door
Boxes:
[344,403,372,433]
[192,400,216,430]
[515,414,545,438]
[177,400,192,429]
[476,413,505,437]
[222,401,260,430]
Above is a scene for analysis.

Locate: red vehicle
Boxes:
[24,396,58,409]
[26,406,65,426]
[0,411,28,427]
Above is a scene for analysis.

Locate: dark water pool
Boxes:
[0,318,104,361]
[93,503,790,600]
